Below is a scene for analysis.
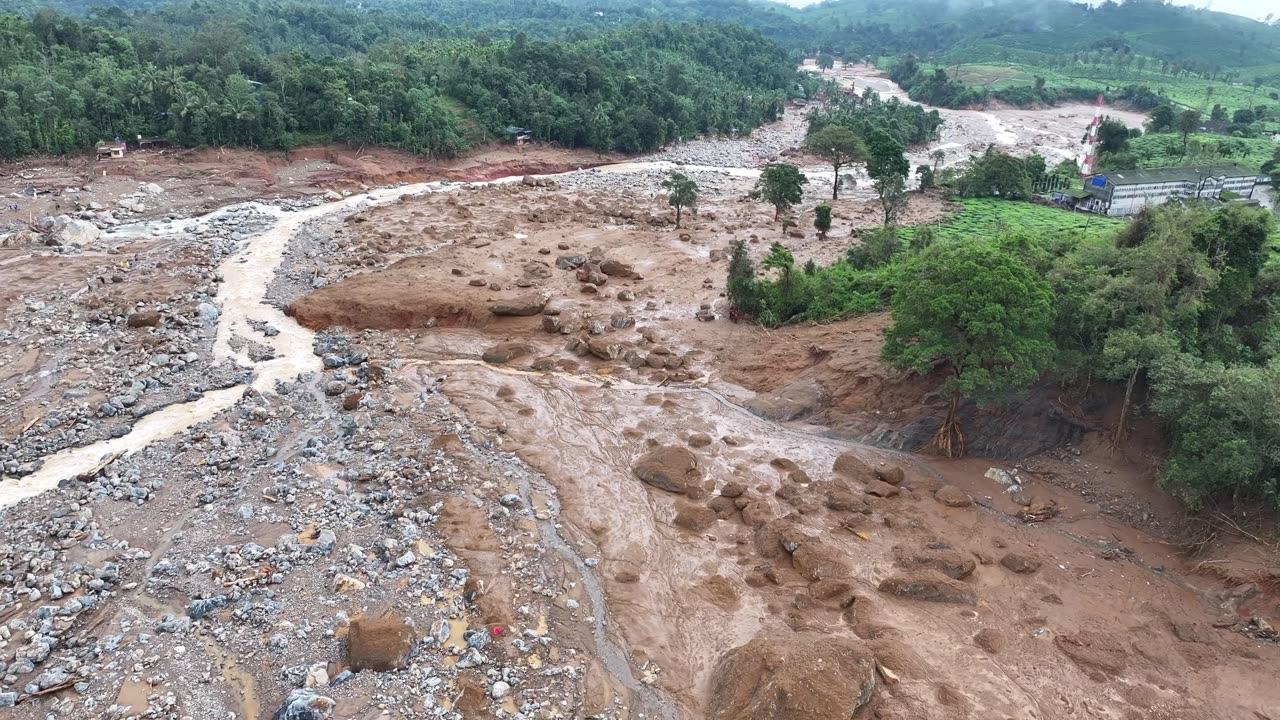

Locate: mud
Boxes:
[1,85,1278,720]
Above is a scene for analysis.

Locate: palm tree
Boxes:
[140,64,162,96]
[221,97,256,145]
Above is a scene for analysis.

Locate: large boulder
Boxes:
[490,295,547,316]
[272,689,336,720]
[481,341,531,365]
[878,571,977,605]
[599,258,641,279]
[792,542,849,582]
[744,378,826,422]
[708,632,876,720]
[632,446,701,494]
[999,553,1042,575]
[586,337,623,361]
[893,547,976,580]
[934,485,973,508]
[832,451,877,484]
[46,216,100,247]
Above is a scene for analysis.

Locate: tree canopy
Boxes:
[756,163,808,220]
[0,9,802,159]
[884,240,1056,456]
[661,171,698,229]
[805,125,865,200]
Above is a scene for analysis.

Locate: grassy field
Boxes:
[1127,133,1279,170]
[900,198,1126,244]
[923,61,1280,114]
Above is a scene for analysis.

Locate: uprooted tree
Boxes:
[883,240,1054,457]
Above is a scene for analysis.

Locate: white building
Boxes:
[1082,164,1266,216]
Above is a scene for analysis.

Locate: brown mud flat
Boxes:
[0,142,616,232]
[288,181,1280,719]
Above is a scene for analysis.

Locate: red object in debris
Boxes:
[491,626,504,636]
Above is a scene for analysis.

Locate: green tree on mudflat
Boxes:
[1097,118,1134,154]
[805,125,865,200]
[726,239,760,319]
[915,164,934,191]
[756,163,808,220]
[817,53,835,72]
[865,128,909,225]
[814,203,832,239]
[1146,104,1175,133]
[884,240,1055,457]
[662,172,699,229]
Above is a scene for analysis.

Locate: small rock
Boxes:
[934,485,973,508]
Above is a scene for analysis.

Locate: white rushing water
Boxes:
[0,180,459,507]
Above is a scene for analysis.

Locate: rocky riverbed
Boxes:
[1,80,1279,720]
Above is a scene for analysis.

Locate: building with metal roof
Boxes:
[1081,164,1266,216]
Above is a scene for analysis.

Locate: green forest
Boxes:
[729,198,1280,509]
[0,5,811,160]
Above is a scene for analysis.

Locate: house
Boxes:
[1081,164,1265,216]
[504,126,533,146]
[96,142,126,160]
[137,136,169,150]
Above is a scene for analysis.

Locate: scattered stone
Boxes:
[878,572,977,605]
[999,553,1042,575]
[632,446,701,494]
[672,502,717,533]
[490,296,547,316]
[973,628,1008,654]
[934,485,973,508]
[707,632,876,720]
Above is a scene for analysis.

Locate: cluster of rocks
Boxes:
[0,204,285,472]
[555,167,752,199]
[646,110,808,168]
[0,318,604,718]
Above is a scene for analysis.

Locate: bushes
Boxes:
[732,197,1280,510]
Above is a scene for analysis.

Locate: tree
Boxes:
[805,125,865,200]
[1232,108,1256,125]
[1024,153,1047,186]
[1146,104,1175,133]
[756,163,808,220]
[817,53,835,72]
[1210,103,1228,121]
[930,148,946,173]
[883,240,1055,456]
[864,128,909,225]
[846,225,900,269]
[1177,109,1201,155]
[956,150,1031,199]
[661,172,699,229]
[915,164,934,191]
[1263,147,1280,189]
[1097,118,1133,154]
[726,239,760,318]
[814,203,832,239]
